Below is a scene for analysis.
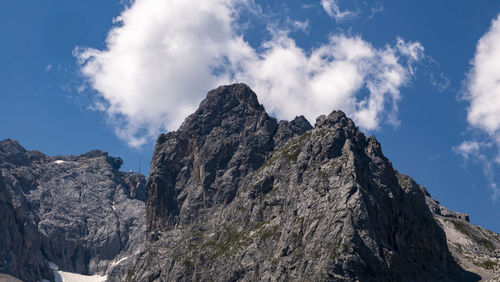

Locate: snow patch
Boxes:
[54,160,66,164]
[48,262,107,282]
[56,271,106,282]
[112,256,129,266]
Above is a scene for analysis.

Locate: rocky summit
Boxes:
[0,140,146,281]
[2,83,499,282]
[109,83,484,281]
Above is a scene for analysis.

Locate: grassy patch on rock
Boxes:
[257,131,312,172]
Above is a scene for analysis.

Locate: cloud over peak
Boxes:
[76,0,423,147]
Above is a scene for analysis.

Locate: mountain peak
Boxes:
[136,84,476,281]
[206,83,262,110]
[0,139,31,166]
[173,83,269,139]
[314,110,353,129]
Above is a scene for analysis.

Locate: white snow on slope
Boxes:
[56,271,106,282]
[54,160,66,164]
[111,256,129,267]
[48,262,107,282]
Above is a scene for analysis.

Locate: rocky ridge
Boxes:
[0,140,146,281]
[2,83,498,281]
[422,183,500,280]
[111,83,482,281]
[396,173,500,280]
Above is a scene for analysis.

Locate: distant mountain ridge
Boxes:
[0,140,146,281]
[109,84,496,281]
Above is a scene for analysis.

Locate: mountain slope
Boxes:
[417,181,500,280]
[0,140,146,281]
[111,83,479,281]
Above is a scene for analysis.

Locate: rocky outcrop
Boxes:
[0,173,54,282]
[146,83,279,236]
[410,177,500,281]
[417,183,470,222]
[0,139,146,281]
[436,216,500,281]
[111,83,477,281]
[273,115,313,148]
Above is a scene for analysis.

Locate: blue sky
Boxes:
[1,0,500,233]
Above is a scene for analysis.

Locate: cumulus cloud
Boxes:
[458,13,500,200]
[238,35,422,130]
[75,0,423,147]
[466,14,500,136]
[75,0,254,147]
[320,0,358,22]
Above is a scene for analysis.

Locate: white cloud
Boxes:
[460,13,500,200]
[453,141,481,160]
[238,34,422,130]
[453,140,500,201]
[292,20,309,34]
[75,0,423,147]
[428,72,450,92]
[490,183,500,201]
[467,13,500,135]
[75,0,255,147]
[321,0,358,22]
[368,2,384,20]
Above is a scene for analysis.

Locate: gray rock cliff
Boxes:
[0,139,146,281]
[0,173,54,282]
[111,83,478,281]
[403,175,500,281]
[3,84,498,281]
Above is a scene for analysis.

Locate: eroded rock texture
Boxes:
[112,83,477,281]
[0,174,54,281]
[405,176,500,281]
[0,140,146,281]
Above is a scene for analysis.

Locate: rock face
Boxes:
[436,216,500,281]
[112,83,477,281]
[0,140,146,281]
[410,177,500,281]
[146,83,279,236]
[0,173,54,282]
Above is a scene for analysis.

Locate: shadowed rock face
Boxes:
[0,174,54,282]
[0,140,146,281]
[146,84,280,235]
[113,83,476,281]
[407,175,500,281]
